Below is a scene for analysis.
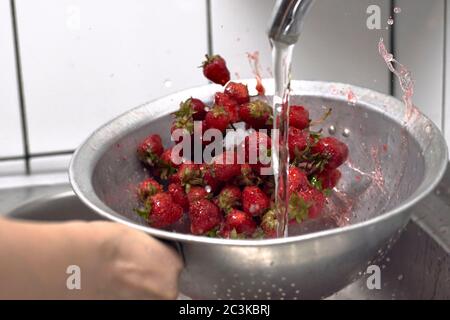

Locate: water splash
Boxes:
[378,38,416,122]
[247,51,266,95]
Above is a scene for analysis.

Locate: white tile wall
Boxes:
[395,0,445,130]
[211,0,391,94]
[30,154,72,173]
[0,0,24,158]
[0,160,24,177]
[15,0,208,154]
[0,0,448,178]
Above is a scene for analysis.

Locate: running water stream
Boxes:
[271,41,295,237]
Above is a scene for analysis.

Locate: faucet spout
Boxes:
[268,0,315,45]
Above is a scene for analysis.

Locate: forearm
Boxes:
[0,218,97,299]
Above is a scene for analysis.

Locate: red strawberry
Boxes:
[158,147,182,180]
[242,186,270,216]
[289,105,310,130]
[137,178,163,201]
[160,147,182,168]
[224,82,250,104]
[261,209,278,238]
[205,105,231,132]
[234,163,259,187]
[168,182,189,210]
[261,175,275,199]
[215,92,239,123]
[216,185,241,213]
[177,163,202,186]
[223,209,256,236]
[138,193,183,228]
[187,186,210,203]
[289,187,326,223]
[189,199,222,235]
[288,127,312,160]
[239,100,272,129]
[200,164,222,193]
[174,98,206,121]
[242,131,272,173]
[211,151,242,182]
[311,137,349,170]
[316,169,341,190]
[190,98,207,121]
[288,166,309,194]
[202,54,230,86]
[137,134,164,166]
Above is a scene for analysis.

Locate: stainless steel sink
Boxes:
[3,165,450,299]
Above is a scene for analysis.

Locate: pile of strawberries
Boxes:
[134,54,349,239]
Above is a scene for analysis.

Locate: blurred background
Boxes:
[0,0,448,185]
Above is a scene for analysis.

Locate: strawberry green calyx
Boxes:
[288,193,311,223]
[202,54,222,67]
[217,191,240,214]
[141,150,160,167]
[310,176,332,196]
[251,228,266,239]
[206,227,220,238]
[173,117,194,136]
[261,209,278,232]
[229,228,246,240]
[180,168,203,187]
[249,100,271,119]
[134,199,152,220]
[174,99,195,119]
[310,176,323,191]
[138,184,159,200]
[211,104,227,117]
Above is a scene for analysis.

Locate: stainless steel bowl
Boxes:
[69,80,448,299]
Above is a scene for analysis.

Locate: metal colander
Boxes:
[69,80,448,299]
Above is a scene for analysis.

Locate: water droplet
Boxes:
[205,185,212,193]
[342,128,351,137]
[328,125,336,135]
[425,125,432,134]
[397,274,403,281]
[387,17,394,25]
[163,79,172,88]
[394,7,401,14]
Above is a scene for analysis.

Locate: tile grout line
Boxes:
[0,150,75,163]
[206,0,213,56]
[9,0,31,174]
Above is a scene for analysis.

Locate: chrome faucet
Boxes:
[268,0,315,45]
